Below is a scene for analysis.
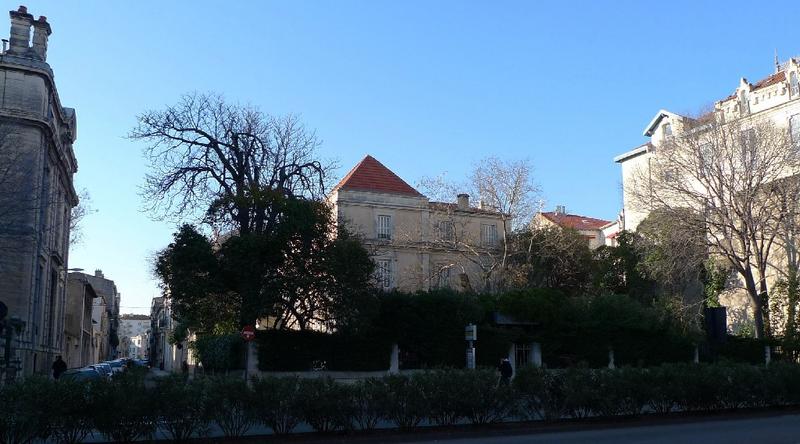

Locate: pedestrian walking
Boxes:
[498,357,513,384]
[52,355,67,380]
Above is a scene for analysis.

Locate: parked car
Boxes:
[105,359,127,374]
[90,363,113,380]
[60,367,103,382]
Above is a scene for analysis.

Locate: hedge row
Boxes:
[3,363,800,442]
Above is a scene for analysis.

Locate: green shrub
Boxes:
[193,334,244,372]
[0,376,53,444]
[296,378,355,432]
[153,375,212,442]
[416,369,468,426]
[206,376,256,437]
[251,376,303,435]
[514,366,567,420]
[49,379,95,444]
[381,374,428,428]
[561,368,598,419]
[594,368,649,416]
[351,378,389,430]
[91,373,156,442]
[645,365,681,413]
[256,330,390,371]
[457,368,517,424]
[671,364,722,412]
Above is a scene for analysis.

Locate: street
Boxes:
[402,414,800,444]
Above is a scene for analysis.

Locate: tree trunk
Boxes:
[743,268,765,339]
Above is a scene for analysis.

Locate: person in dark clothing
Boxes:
[499,358,513,384]
[52,355,67,380]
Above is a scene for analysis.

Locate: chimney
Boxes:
[457,193,469,210]
[8,6,33,56]
[31,15,50,60]
[554,205,566,215]
[95,269,104,278]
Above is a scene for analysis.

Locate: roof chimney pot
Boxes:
[31,12,50,60]
[8,6,33,56]
[457,193,469,210]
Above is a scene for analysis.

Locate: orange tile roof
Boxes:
[721,71,786,102]
[333,155,423,197]
[541,212,612,231]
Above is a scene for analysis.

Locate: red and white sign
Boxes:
[241,325,256,341]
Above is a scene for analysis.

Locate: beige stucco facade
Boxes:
[330,188,506,293]
[615,58,800,333]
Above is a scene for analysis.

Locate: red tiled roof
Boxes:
[333,155,423,197]
[541,212,612,231]
[721,71,786,102]
[753,71,786,89]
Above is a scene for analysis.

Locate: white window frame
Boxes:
[377,215,392,240]
[376,259,392,289]
[481,223,498,247]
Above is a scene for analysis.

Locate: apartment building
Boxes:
[614,57,800,332]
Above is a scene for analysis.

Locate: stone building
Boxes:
[119,314,150,359]
[0,6,78,378]
[614,57,800,332]
[329,155,506,292]
[64,275,97,368]
[616,57,800,232]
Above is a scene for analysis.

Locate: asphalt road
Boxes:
[403,414,800,444]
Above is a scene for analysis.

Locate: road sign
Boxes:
[241,325,256,342]
[465,324,477,341]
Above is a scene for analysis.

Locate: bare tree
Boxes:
[0,127,39,241]
[69,189,95,247]
[129,92,333,235]
[627,117,799,338]
[418,157,539,290]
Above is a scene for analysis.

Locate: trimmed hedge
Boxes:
[256,330,391,371]
[4,363,800,440]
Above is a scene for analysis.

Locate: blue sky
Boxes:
[18,0,799,314]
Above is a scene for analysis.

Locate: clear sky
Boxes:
[17,0,799,314]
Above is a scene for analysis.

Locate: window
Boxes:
[791,114,800,147]
[436,264,451,289]
[699,143,713,170]
[480,223,498,247]
[663,122,672,137]
[791,72,799,96]
[376,259,392,289]
[740,129,757,166]
[437,221,455,241]
[377,215,392,240]
[515,343,531,368]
